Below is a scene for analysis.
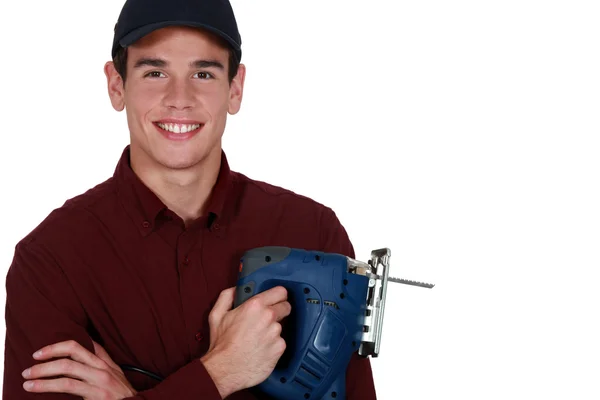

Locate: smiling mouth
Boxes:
[155,122,202,134]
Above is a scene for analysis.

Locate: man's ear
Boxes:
[104,61,125,111]
[228,63,246,115]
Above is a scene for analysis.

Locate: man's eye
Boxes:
[194,72,213,80]
[145,71,164,78]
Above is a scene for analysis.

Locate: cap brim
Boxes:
[119,20,241,53]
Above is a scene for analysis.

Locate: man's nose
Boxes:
[163,79,194,110]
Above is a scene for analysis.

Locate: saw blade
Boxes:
[388,276,435,288]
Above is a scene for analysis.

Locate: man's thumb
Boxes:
[209,287,235,326]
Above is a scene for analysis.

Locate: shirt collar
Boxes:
[113,145,233,236]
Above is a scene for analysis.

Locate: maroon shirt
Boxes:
[3,146,377,399]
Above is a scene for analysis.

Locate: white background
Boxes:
[1,0,599,398]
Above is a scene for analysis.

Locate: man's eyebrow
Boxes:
[191,60,225,70]
[133,58,167,68]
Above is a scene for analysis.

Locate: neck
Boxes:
[130,147,222,226]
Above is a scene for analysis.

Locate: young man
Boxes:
[3,0,377,398]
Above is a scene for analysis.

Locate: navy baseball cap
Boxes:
[111,0,242,62]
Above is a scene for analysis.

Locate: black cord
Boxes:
[120,364,164,382]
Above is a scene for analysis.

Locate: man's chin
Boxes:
[158,157,203,171]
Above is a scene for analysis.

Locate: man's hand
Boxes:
[201,286,291,398]
[21,339,137,399]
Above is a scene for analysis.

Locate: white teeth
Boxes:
[157,122,201,133]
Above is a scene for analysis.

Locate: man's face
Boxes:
[105,26,245,170]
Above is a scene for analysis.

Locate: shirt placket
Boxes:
[176,227,209,360]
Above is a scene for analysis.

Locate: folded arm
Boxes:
[3,241,241,400]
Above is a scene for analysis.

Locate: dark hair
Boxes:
[113,37,240,85]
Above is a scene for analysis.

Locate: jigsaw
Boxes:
[233,246,434,400]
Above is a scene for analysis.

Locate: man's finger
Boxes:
[33,340,105,370]
[270,300,292,322]
[23,358,101,383]
[92,340,120,371]
[23,377,97,398]
[253,286,288,306]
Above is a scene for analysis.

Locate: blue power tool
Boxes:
[233,246,434,400]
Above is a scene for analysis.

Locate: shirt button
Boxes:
[213,223,220,231]
[183,256,189,265]
[142,220,151,228]
[195,332,203,341]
